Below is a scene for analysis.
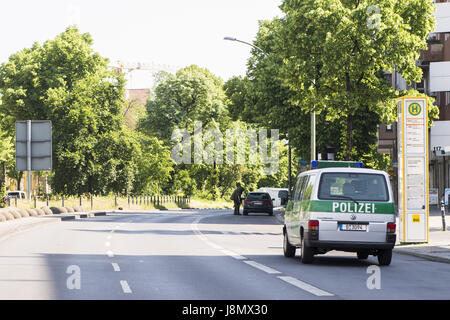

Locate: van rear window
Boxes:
[318,173,389,202]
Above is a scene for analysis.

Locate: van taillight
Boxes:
[387,223,396,233]
[308,220,319,231]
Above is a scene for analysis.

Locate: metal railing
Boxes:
[3,194,191,211]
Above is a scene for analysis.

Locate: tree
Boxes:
[0,129,14,198]
[0,27,133,195]
[138,65,230,142]
[275,0,438,160]
[133,134,174,195]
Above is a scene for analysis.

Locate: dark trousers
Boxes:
[234,200,241,215]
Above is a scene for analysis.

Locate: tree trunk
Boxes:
[346,114,353,161]
[17,172,23,191]
[0,162,5,193]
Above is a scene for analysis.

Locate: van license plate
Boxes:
[339,224,367,231]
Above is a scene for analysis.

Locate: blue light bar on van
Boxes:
[311,161,363,169]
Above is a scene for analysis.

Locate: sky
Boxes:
[0,0,283,88]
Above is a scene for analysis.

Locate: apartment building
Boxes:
[378,0,450,201]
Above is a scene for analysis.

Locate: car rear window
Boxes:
[318,173,389,202]
[246,193,271,200]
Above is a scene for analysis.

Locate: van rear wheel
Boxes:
[377,249,392,266]
[283,229,296,257]
[300,236,314,264]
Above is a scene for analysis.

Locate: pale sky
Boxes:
[0,0,282,88]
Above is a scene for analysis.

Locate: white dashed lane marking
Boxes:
[120,280,132,294]
[112,263,120,272]
[244,260,281,274]
[278,276,334,297]
[191,212,335,297]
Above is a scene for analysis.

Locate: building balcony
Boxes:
[420,43,444,62]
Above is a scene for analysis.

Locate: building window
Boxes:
[446,92,450,106]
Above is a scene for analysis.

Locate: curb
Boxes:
[0,210,110,243]
[394,247,450,264]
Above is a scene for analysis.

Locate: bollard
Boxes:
[115,194,118,208]
[62,195,64,207]
[441,200,447,231]
[7,196,10,207]
[79,195,82,206]
[128,195,130,207]
[34,195,37,209]
[15,197,17,207]
[46,195,49,207]
[91,194,93,210]
[157,196,160,207]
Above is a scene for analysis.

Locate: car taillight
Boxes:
[244,200,251,205]
[308,220,319,231]
[264,201,271,205]
[387,223,396,233]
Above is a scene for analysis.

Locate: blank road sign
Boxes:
[15,120,52,171]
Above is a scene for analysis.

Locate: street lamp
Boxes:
[224,37,266,55]
[224,36,317,194]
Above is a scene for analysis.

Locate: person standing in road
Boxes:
[231,182,245,215]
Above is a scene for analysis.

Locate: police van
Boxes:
[283,161,396,266]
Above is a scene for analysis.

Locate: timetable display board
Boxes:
[397,97,429,243]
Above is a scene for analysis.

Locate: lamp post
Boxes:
[224,36,317,165]
[224,37,266,54]
[224,36,314,196]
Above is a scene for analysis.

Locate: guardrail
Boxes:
[2,194,191,211]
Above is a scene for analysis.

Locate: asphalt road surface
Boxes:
[0,209,448,300]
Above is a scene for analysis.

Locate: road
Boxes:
[0,209,448,300]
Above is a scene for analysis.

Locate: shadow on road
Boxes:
[68,228,282,236]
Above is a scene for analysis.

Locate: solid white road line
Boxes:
[112,263,120,272]
[120,280,132,294]
[277,276,334,297]
[244,260,281,274]
[105,242,111,247]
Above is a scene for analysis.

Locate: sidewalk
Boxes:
[394,212,450,264]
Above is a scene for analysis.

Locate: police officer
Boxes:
[231,182,245,215]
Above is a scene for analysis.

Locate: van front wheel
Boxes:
[300,236,314,264]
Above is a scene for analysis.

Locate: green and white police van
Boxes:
[283,161,396,266]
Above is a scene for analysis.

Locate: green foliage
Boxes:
[275,0,436,160]
[233,0,437,169]
[172,169,196,196]
[0,27,132,195]
[133,133,174,194]
[138,65,231,142]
